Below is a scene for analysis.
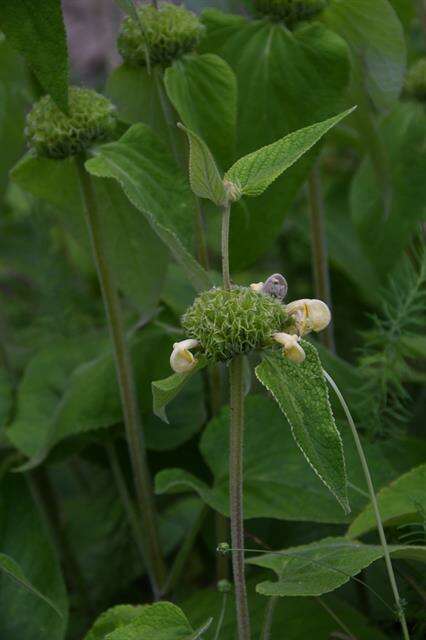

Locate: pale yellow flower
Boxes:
[272,332,306,364]
[285,298,331,336]
[250,281,264,293]
[170,339,199,373]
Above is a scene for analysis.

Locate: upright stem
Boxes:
[75,157,166,599]
[222,202,231,290]
[323,369,410,640]
[229,355,251,640]
[307,166,335,352]
[261,596,278,640]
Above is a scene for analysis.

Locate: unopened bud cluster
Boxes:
[405,59,426,103]
[181,286,291,362]
[118,2,204,68]
[25,87,117,159]
[253,0,328,26]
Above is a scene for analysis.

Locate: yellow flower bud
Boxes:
[272,332,306,364]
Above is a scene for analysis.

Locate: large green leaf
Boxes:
[156,395,398,524]
[11,153,168,311]
[7,326,206,465]
[0,475,68,640]
[200,10,350,266]
[85,601,212,640]
[0,553,63,618]
[255,344,349,513]
[348,463,426,539]
[0,36,28,201]
[248,536,426,597]
[0,0,69,111]
[225,108,355,199]
[323,0,406,111]
[351,102,426,280]
[85,124,212,292]
[181,582,387,640]
[165,53,237,170]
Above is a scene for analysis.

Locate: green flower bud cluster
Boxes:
[253,0,328,26]
[182,287,290,362]
[405,59,426,103]
[26,87,117,160]
[117,2,204,68]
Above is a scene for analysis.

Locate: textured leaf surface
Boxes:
[84,605,146,640]
[200,10,350,266]
[178,123,226,205]
[225,108,354,198]
[11,153,168,311]
[0,0,69,111]
[0,476,68,640]
[152,357,208,423]
[86,124,211,292]
[248,536,426,597]
[348,463,426,539]
[351,102,426,279]
[165,53,237,170]
[323,0,406,110]
[181,582,387,640]
[255,344,349,513]
[156,395,398,524]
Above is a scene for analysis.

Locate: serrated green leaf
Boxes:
[177,123,227,206]
[84,605,147,640]
[85,124,211,292]
[0,0,69,111]
[0,476,68,640]
[348,463,426,539]
[323,0,406,110]
[156,395,398,524]
[152,357,208,423]
[255,344,349,513]
[104,602,193,640]
[247,536,426,597]
[165,53,237,170]
[225,107,355,198]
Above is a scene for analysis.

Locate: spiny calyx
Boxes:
[117,2,204,68]
[405,59,426,103]
[26,87,117,159]
[181,286,290,362]
[253,0,328,26]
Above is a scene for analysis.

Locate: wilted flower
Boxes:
[170,339,199,373]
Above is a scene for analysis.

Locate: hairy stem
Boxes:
[222,202,231,290]
[307,165,335,352]
[323,369,410,640]
[229,355,251,640]
[76,157,166,599]
[261,596,278,640]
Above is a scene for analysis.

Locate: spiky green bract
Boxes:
[117,2,204,68]
[253,0,328,25]
[405,58,426,103]
[182,287,290,362]
[26,87,117,159]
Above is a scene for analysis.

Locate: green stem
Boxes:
[75,157,166,599]
[323,369,410,640]
[261,596,278,640]
[229,355,251,640]
[307,165,335,353]
[213,591,229,640]
[106,442,150,574]
[222,202,231,290]
[162,505,207,596]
